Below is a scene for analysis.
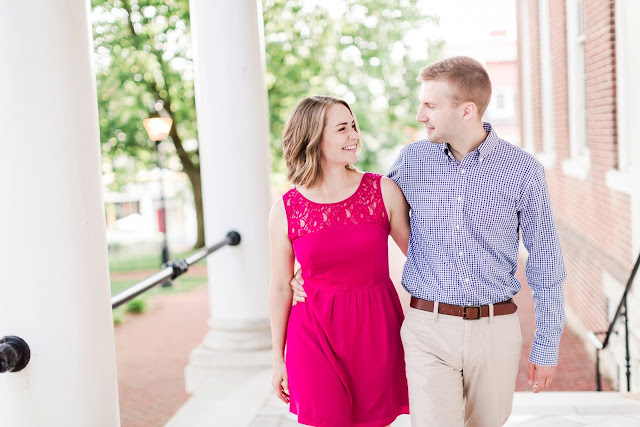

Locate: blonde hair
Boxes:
[282,96,361,188]
[417,56,492,117]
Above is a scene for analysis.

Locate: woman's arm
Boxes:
[380,177,410,256]
[268,199,295,403]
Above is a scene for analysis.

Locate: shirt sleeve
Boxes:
[386,147,406,188]
[519,164,566,366]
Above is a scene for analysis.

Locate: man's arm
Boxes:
[519,164,566,392]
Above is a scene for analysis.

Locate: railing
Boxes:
[111,231,241,309]
[588,251,640,391]
[0,232,240,375]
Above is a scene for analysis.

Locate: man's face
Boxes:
[416,80,463,144]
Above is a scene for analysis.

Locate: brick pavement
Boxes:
[114,259,612,427]
[114,284,209,427]
[512,266,614,392]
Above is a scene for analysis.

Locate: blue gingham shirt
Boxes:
[388,122,566,366]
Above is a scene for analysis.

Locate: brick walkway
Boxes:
[114,285,209,427]
[512,266,613,392]
[114,260,612,427]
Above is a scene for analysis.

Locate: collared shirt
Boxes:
[387,122,566,366]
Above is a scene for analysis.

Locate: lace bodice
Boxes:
[283,173,389,241]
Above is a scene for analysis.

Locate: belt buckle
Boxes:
[463,306,481,320]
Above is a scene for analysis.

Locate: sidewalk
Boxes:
[114,256,612,427]
[114,285,209,427]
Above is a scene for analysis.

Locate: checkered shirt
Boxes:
[388,122,566,366]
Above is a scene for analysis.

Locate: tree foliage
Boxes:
[92,0,205,247]
[264,0,442,178]
[92,0,442,245]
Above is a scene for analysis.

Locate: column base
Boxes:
[185,319,273,393]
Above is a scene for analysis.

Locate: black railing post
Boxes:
[588,251,640,391]
[595,348,602,391]
[602,252,640,349]
[624,298,631,391]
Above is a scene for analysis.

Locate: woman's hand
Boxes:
[272,359,290,404]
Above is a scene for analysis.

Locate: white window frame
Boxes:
[518,0,536,155]
[562,0,590,180]
[605,0,636,196]
[608,0,640,256]
[537,0,555,169]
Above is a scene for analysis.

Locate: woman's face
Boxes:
[320,104,359,167]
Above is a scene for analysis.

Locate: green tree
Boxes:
[93,0,442,247]
[264,0,443,180]
[92,0,205,247]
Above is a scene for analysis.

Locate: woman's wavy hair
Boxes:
[282,96,361,188]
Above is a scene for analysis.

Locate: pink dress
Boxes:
[283,172,409,427]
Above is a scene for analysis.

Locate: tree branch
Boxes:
[122,0,197,173]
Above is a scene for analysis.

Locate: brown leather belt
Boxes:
[410,297,517,320]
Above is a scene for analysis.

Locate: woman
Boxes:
[269,95,410,427]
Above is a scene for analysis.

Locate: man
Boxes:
[292,56,565,426]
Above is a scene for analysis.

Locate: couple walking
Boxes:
[268,56,566,427]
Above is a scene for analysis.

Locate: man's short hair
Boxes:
[417,56,492,117]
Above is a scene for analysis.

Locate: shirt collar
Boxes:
[439,122,499,160]
[477,122,499,159]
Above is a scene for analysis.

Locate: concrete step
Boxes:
[251,391,640,427]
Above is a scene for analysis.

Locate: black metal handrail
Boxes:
[111,231,241,309]
[588,251,640,391]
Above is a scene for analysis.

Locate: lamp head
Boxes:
[143,117,173,141]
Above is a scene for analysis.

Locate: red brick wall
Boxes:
[519,0,632,336]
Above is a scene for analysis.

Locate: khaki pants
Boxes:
[400,305,522,427]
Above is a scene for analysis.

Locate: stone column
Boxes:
[0,1,120,426]
[186,0,272,392]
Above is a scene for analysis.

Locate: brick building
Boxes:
[517,0,640,390]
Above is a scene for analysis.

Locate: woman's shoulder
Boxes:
[269,197,286,221]
[379,175,404,202]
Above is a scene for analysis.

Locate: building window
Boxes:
[486,89,515,120]
[562,0,590,179]
[115,201,140,220]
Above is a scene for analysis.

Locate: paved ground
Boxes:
[114,283,209,427]
[114,259,612,427]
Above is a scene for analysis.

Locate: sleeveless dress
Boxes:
[283,172,409,427]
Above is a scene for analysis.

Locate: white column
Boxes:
[0,2,120,427]
[186,0,272,392]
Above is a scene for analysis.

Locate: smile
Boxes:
[342,145,357,151]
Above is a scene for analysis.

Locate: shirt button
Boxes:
[458,251,463,256]
[461,169,466,174]
[456,225,460,230]
[479,157,484,163]
[457,196,462,202]
[465,278,470,283]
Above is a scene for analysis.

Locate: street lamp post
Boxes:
[143,116,173,286]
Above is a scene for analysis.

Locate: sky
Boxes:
[418,0,518,44]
